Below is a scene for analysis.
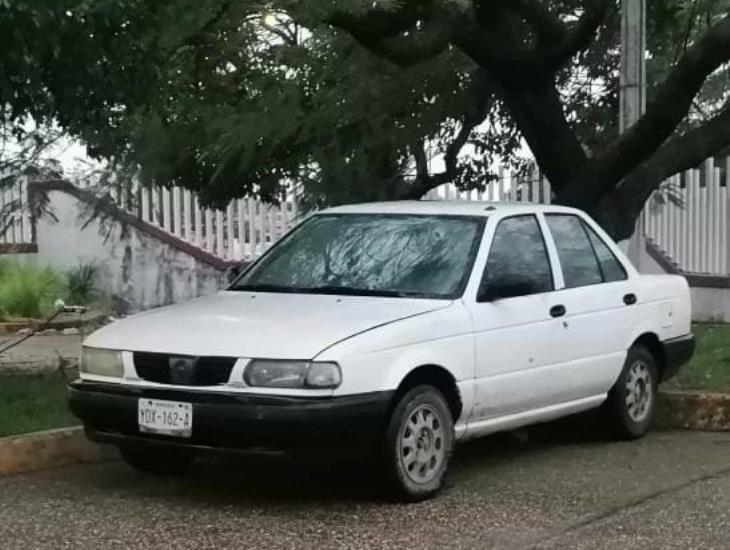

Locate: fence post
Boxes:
[162,187,172,233]
[247,198,257,259]
[722,179,729,274]
[19,176,30,243]
[172,187,182,237]
[236,199,246,261]
[712,165,721,273]
[530,165,539,203]
[509,171,518,202]
[497,166,500,202]
[0,184,5,244]
[226,203,235,259]
[205,208,214,252]
[215,210,225,258]
[183,190,192,241]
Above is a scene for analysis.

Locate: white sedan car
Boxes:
[69,201,694,500]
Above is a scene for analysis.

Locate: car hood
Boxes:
[84,291,451,359]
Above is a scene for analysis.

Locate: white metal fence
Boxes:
[0,178,34,245]
[3,162,728,276]
[424,166,552,204]
[643,158,729,275]
[428,162,730,277]
[79,180,301,262]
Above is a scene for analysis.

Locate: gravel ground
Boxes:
[0,430,728,549]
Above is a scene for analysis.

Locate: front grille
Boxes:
[133,352,236,386]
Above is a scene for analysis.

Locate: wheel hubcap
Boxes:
[625,360,653,422]
[399,404,446,484]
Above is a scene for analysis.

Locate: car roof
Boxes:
[320,200,583,217]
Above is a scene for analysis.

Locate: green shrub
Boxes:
[65,262,99,305]
[0,261,62,318]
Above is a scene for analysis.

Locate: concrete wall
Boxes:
[35,191,227,311]
[642,242,730,322]
[689,287,730,323]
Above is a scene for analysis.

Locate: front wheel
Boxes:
[382,385,455,501]
[119,445,195,476]
[604,345,658,439]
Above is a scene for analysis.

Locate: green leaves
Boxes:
[2,0,729,211]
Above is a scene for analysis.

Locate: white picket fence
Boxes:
[2,162,728,276]
[80,180,301,262]
[643,158,729,275]
[0,178,34,245]
[428,162,730,277]
[424,166,552,204]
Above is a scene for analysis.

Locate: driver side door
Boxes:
[466,214,567,421]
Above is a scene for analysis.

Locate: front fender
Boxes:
[315,302,475,396]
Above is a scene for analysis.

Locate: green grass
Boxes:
[0,260,63,319]
[665,323,730,392]
[0,371,78,438]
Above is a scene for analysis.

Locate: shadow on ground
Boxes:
[110,412,609,506]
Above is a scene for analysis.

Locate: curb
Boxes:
[0,312,108,335]
[0,360,79,376]
[0,426,115,477]
[656,390,730,431]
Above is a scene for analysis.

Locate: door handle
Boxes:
[623,293,637,306]
[549,305,566,318]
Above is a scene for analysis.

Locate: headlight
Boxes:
[80,347,124,378]
[244,360,341,389]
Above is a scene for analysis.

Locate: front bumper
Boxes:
[68,381,393,457]
[661,333,695,381]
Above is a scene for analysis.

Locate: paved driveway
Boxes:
[0,429,728,549]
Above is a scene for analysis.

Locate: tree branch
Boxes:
[544,0,612,69]
[413,140,429,181]
[501,78,589,189]
[624,105,730,202]
[402,71,493,197]
[328,4,460,67]
[260,22,298,46]
[592,104,730,240]
[327,1,428,40]
[357,21,457,67]
[584,14,730,203]
[455,0,610,87]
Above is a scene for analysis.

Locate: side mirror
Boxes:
[478,274,534,302]
[227,264,242,283]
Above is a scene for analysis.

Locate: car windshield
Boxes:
[231,213,485,299]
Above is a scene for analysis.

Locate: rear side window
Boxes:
[584,225,627,282]
[546,215,603,288]
[481,215,553,296]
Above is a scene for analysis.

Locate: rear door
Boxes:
[542,213,639,398]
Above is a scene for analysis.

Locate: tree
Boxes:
[3,1,730,239]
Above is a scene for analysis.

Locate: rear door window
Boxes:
[545,215,603,288]
[584,225,628,282]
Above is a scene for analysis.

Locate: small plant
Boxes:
[65,262,99,306]
[0,261,62,318]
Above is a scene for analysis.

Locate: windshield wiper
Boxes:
[229,283,299,293]
[302,286,414,298]
[231,283,422,298]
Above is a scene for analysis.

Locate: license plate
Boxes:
[138,398,193,437]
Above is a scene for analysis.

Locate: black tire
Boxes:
[382,385,455,502]
[604,345,658,440]
[119,445,195,476]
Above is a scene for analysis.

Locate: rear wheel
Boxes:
[382,385,454,501]
[119,445,195,476]
[604,345,658,439]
